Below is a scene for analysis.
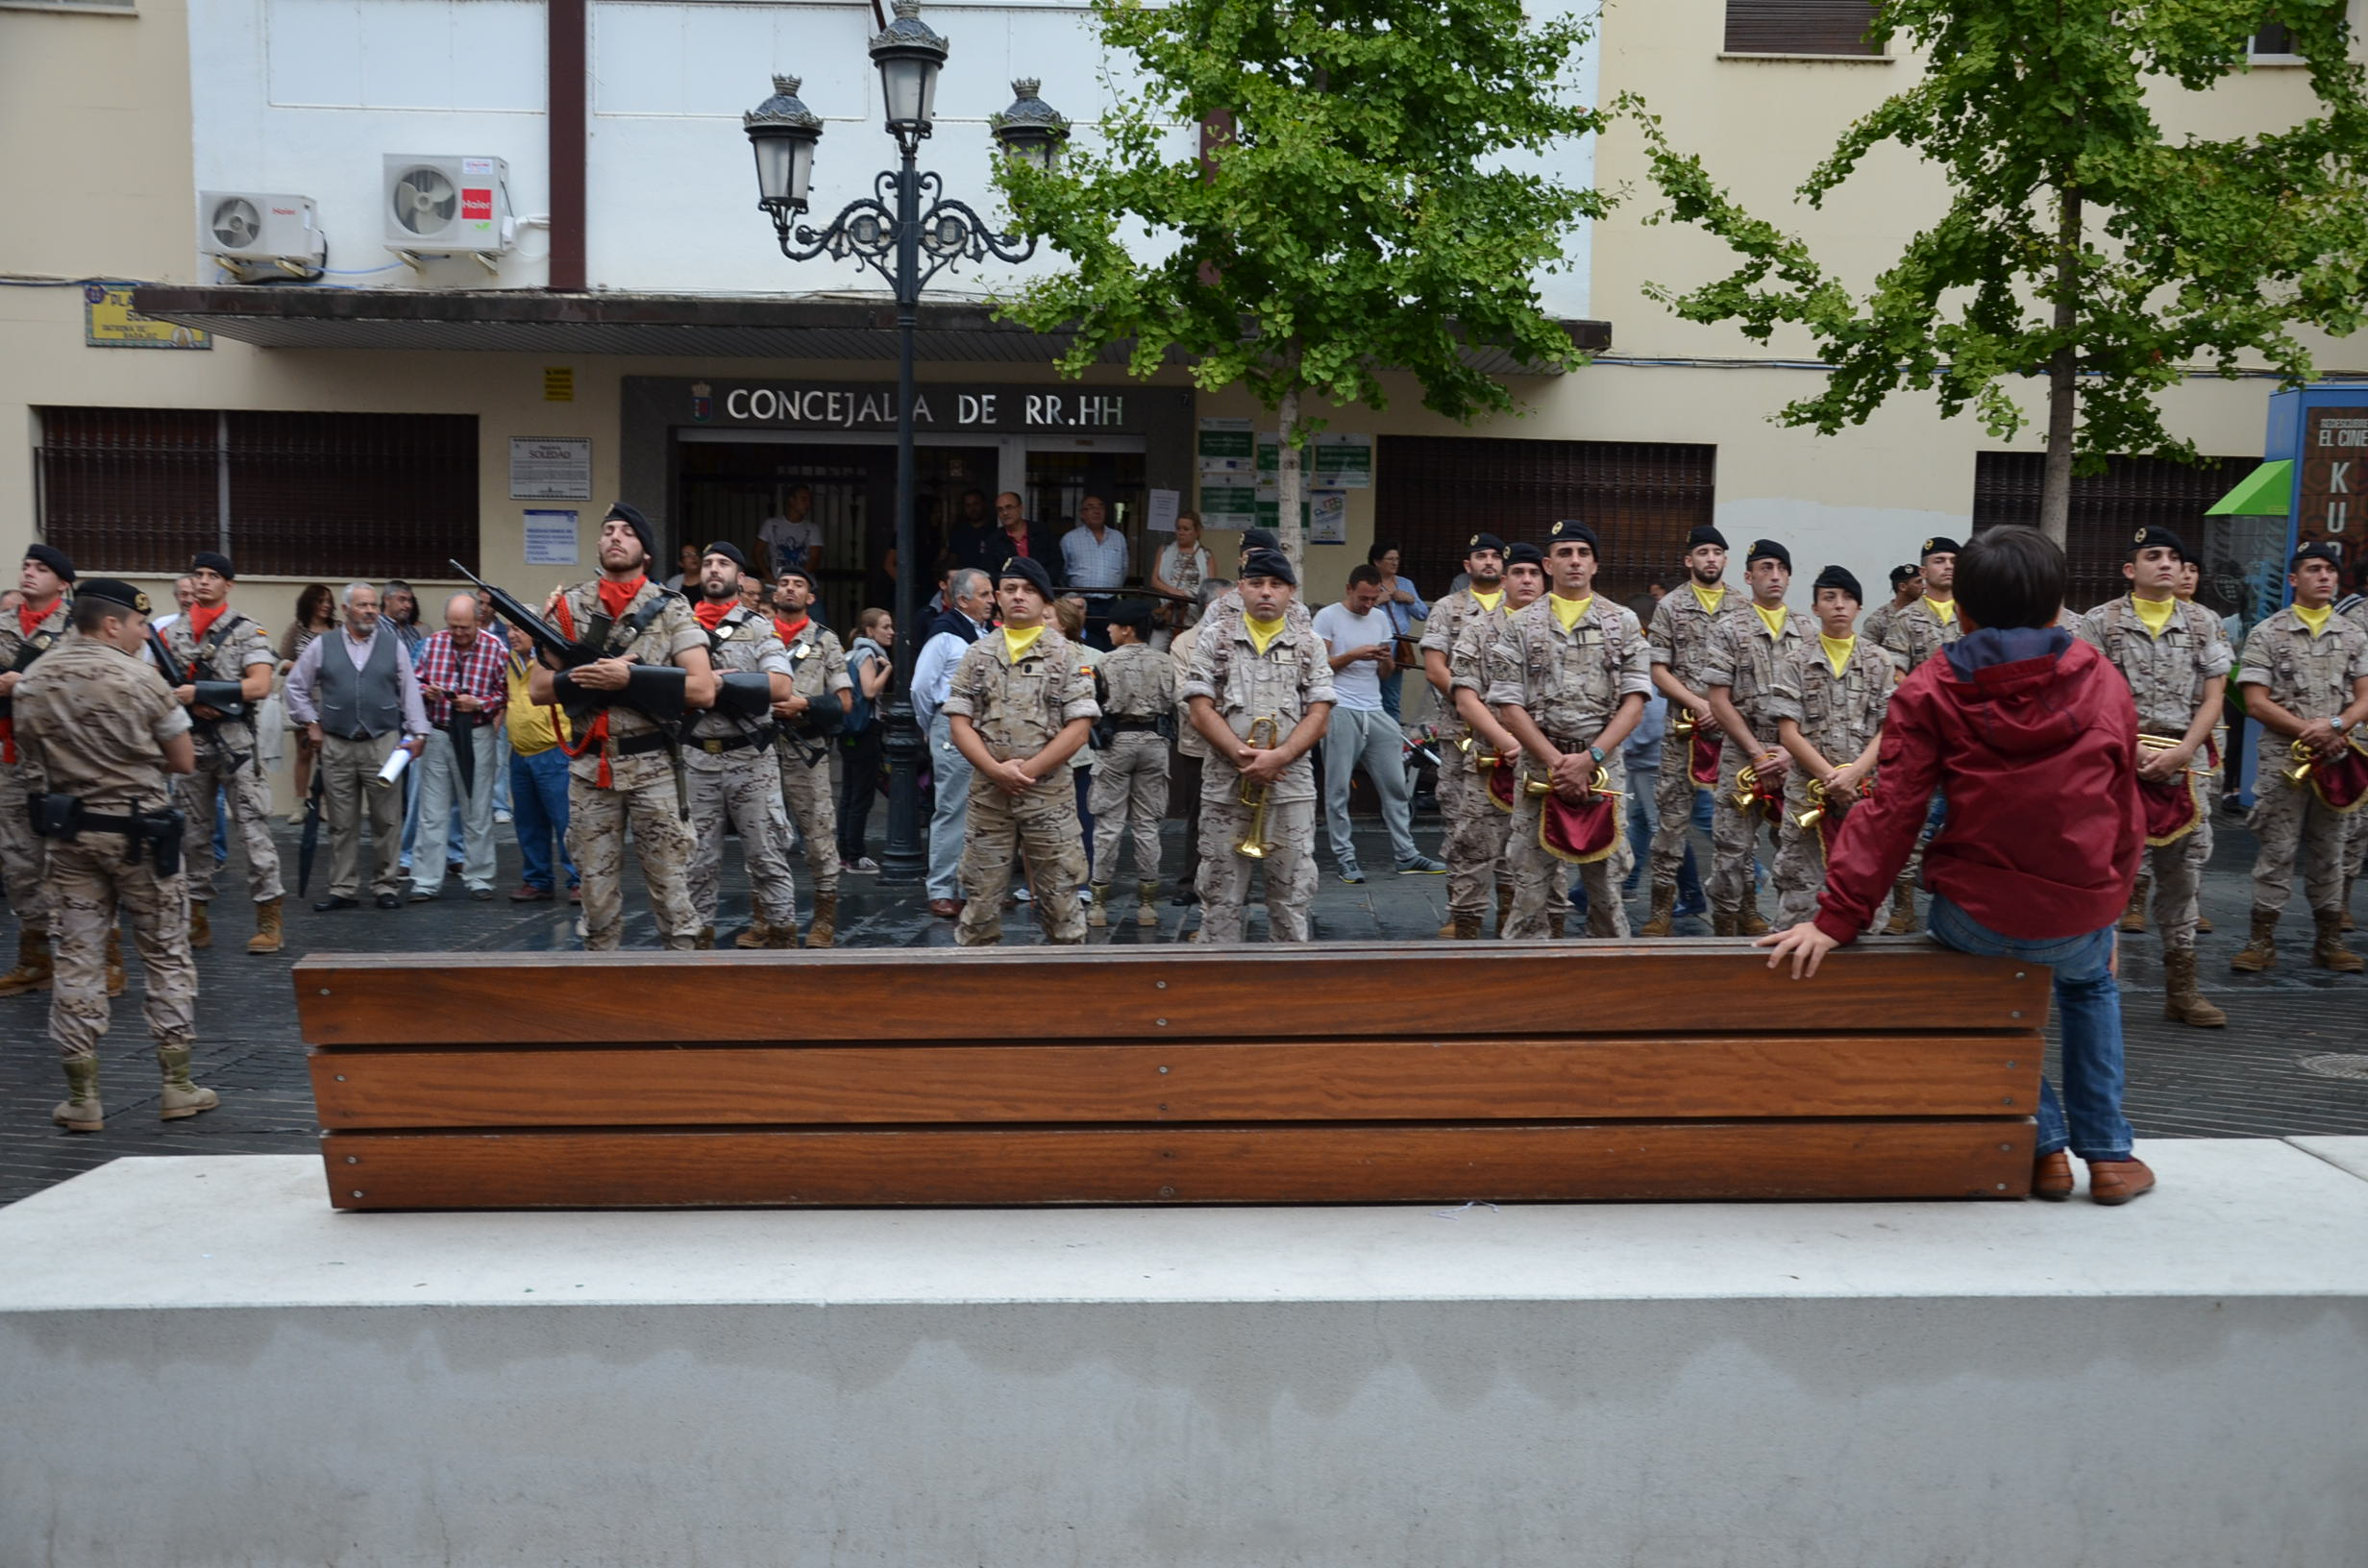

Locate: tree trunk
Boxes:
[2038,184,2082,548]
[1276,385,1304,570]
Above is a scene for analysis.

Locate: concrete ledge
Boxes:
[6,1145,2366,1566]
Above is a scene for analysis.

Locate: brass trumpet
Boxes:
[1672,707,1696,738]
[1793,777,1828,831]
[1235,715,1280,859]
[2282,737,2319,788]
[1730,764,1762,811]
[1527,765,1611,799]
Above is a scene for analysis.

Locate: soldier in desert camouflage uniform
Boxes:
[946,556,1099,946]
[1642,523,1755,935]
[1879,535,1966,934]
[1859,564,1921,657]
[1087,600,1174,929]
[158,551,284,956]
[770,565,853,945]
[680,543,799,949]
[1766,565,1896,933]
[1444,542,1548,937]
[15,578,215,1134]
[0,544,78,996]
[1184,550,1335,944]
[1701,538,1812,937]
[530,503,718,951]
[1419,531,1513,938]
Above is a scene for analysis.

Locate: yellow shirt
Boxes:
[2295,602,2334,637]
[1551,594,1592,633]
[1003,625,1045,662]
[1469,589,1504,614]
[1927,597,1958,625]
[1689,581,1726,616]
[504,656,570,756]
[2131,593,2178,636]
[1245,614,1287,654]
[1818,632,1856,677]
[1753,602,1788,639]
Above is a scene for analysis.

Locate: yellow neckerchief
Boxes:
[1818,632,1856,676]
[1550,593,1592,633]
[1926,596,1958,625]
[1244,613,1287,654]
[1002,625,1045,662]
[2130,592,2178,637]
[1689,580,1726,615]
[1752,601,1788,639]
[2295,601,2333,637]
[1469,587,1504,614]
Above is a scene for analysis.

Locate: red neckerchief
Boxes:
[551,585,649,788]
[17,600,54,639]
[3,598,62,763]
[692,599,731,631]
[596,575,647,620]
[774,615,809,648]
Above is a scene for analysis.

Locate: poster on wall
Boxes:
[1147,488,1181,534]
[2299,405,2368,580]
[1197,417,1256,475]
[1310,433,1372,489]
[510,437,593,501]
[83,284,210,350]
[1308,489,1348,545]
[1200,480,1257,532]
[523,510,580,566]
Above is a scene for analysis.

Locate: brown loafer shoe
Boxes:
[2031,1150,2074,1201]
[2087,1158,2156,1207]
[927,898,963,919]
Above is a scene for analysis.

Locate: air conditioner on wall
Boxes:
[197,191,327,278]
[382,155,514,263]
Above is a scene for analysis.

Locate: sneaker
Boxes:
[1395,855,1447,875]
[1079,886,1095,904]
[1014,885,1032,902]
[494,809,512,825]
[845,856,881,875]
[1338,864,1368,885]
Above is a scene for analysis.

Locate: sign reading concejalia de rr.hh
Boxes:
[690,380,1142,434]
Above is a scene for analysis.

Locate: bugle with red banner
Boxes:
[2135,734,2206,846]
[1528,763,1622,865]
[2282,734,2368,813]
[1675,706,1721,786]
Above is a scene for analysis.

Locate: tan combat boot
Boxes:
[2313,911,2364,973]
[157,1046,219,1120]
[105,929,124,998]
[188,900,211,950]
[1639,883,1677,938]
[0,928,53,996]
[803,894,837,948]
[694,924,716,950]
[1711,909,1738,938]
[2229,907,2279,973]
[1450,913,1483,941]
[245,896,284,955]
[53,1057,103,1133]
[1136,880,1160,929]
[763,920,798,948]
[2161,948,2226,1028]
[2196,913,2213,934]
[1087,884,1110,928]
[1546,912,1566,940]
[735,918,771,949]
[1883,876,1917,935]
[2119,875,2149,934]
[1738,903,1770,938]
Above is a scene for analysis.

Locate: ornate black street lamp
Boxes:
[745,4,1069,885]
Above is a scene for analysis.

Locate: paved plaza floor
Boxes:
[3,802,2364,1205]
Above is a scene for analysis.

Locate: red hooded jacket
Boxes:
[1815,627,2142,944]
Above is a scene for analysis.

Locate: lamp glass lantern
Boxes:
[870,0,948,136]
[990,78,1071,171]
[745,75,824,213]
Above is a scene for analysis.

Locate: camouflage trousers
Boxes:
[1506,754,1624,940]
[45,833,195,1064]
[777,744,841,896]
[568,776,700,950]
[1195,786,1317,943]
[1710,746,1784,920]
[2249,749,2352,917]
[687,753,798,930]
[956,774,1087,946]
[1648,725,1709,891]
[1088,732,1169,884]
[1437,750,1510,919]
[176,741,283,905]
[0,759,49,932]
[1772,773,1865,931]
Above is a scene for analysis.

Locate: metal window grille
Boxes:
[1970,451,2258,615]
[1724,0,1882,55]
[1374,436,1718,607]
[36,407,479,579]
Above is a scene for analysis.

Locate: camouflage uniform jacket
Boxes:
[1181,613,1337,804]
[0,594,73,772]
[554,577,706,791]
[686,604,792,750]
[158,604,274,754]
[1881,598,1962,673]
[1764,635,1898,768]
[2237,605,2368,736]
[1485,597,1655,747]
[942,628,1100,763]
[1860,600,1908,654]
[15,637,191,812]
[1446,601,1518,723]
[1418,586,1512,742]
[1703,604,1814,736]
[2088,596,2232,739]
[1098,642,1173,720]
[1645,582,1755,694]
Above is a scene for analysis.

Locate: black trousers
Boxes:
[836,724,884,859]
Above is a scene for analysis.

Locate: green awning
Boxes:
[2206,459,2293,516]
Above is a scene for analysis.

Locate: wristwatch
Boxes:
[1587,745,1605,765]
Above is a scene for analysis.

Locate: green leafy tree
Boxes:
[995,0,1608,560]
[1623,1,2368,543]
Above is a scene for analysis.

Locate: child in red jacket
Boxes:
[1760,526,2150,1205]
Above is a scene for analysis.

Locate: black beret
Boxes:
[2124,526,2186,559]
[1888,563,1922,587]
[1505,542,1545,568]
[1919,535,1961,560]
[774,560,821,591]
[1548,519,1599,550]
[191,551,235,579]
[1686,524,1728,551]
[1110,599,1156,633]
[997,555,1054,599]
[2292,539,2344,569]
[1746,538,1791,570]
[1240,527,1281,551]
[702,541,751,574]
[23,544,73,582]
[1466,531,1507,556]
[602,502,656,562]
[1239,549,1297,587]
[1813,565,1862,603]
[76,577,150,615]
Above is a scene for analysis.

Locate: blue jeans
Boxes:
[1928,894,2132,1162]
[1623,767,1704,899]
[510,746,576,893]
[926,713,974,899]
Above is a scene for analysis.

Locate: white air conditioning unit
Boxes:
[382,155,514,257]
[197,191,327,272]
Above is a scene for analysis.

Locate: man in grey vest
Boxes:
[286,582,430,909]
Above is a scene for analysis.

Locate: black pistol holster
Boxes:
[29,796,186,877]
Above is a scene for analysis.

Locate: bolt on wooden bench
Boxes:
[297,943,2049,1210]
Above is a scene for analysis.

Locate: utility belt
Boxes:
[1542,731,1603,756]
[29,795,185,878]
[610,730,678,759]
[689,727,776,756]
[1106,716,1164,732]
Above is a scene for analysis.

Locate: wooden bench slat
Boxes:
[321,1121,2035,1208]
[310,1036,2041,1128]
[294,943,2050,1045]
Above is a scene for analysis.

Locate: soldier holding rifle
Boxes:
[681,543,799,949]
[770,564,853,947]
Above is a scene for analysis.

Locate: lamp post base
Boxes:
[877,697,928,884]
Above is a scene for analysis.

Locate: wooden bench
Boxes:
[297,943,2049,1210]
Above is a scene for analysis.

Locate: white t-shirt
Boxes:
[1312,600,1394,713]
[757,514,822,576]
